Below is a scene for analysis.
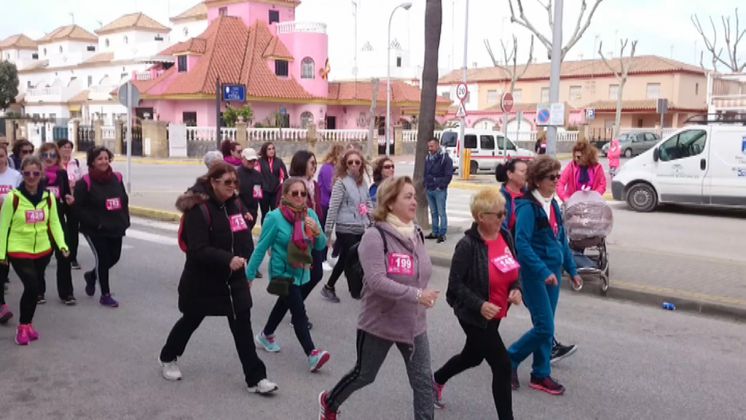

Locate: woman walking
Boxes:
[257,142,287,224]
[496,159,528,232]
[319,176,440,420]
[318,145,344,221]
[432,188,522,419]
[320,149,373,302]
[0,145,22,323]
[74,147,130,308]
[0,156,68,344]
[369,157,395,207]
[247,178,331,372]
[557,140,606,201]
[607,137,621,177]
[508,156,582,395]
[58,139,83,269]
[159,162,278,395]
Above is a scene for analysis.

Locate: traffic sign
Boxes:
[536,102,565,126]
[456,102,467,118]
[118,83,140,107]
[501,92,514,113]
[222,84,246,102]
[585,108,596,121]
[656,98,668,114]
[456,83,468,101]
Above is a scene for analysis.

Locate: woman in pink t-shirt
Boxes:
[557,140,606,201]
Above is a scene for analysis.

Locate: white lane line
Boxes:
[125,229,176,246]
[130,217,179,232]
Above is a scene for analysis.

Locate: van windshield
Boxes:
[497,136,517,151]
[441,132,457,147]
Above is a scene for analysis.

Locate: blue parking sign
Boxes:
[222,84,246,102]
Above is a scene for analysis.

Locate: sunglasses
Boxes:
[23,170,41,178]
[21,149,34,155]
[483,211,506,218]
[41,152,58,159]
[347,160,362,166]
[574,155,582,160]
[290,190,308,198]
[215,179,238,186]
[383,164,395,170]
[544,174,561,181]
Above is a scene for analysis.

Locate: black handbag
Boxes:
[267,277,293,297]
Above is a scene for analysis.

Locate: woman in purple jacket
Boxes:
[317,145,344,225]
[318,176,440,420]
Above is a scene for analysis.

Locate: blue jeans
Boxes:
[263,284,315,356]
[507,271,560,379]
[426,189,448,237]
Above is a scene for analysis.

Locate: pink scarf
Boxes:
[45,165,60,185]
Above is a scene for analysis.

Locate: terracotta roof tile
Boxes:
[96,12,170,35]
[262,36,293,60]
[328,81,450,105]
[162,38,208,55]
[68,90,91,103]
[583,99,705,112]
[439,55,705,84]
[204,0,300,7]
[82,52,115,65]
[0,34,37,50]
[38,25,97,43]
[170,2,208,23]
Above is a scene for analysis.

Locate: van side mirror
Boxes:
[653,148,660,162]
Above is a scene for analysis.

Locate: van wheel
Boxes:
[469,160,478,175]
[624,148,633,158]
[626,183,657,212]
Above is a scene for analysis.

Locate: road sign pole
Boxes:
[547,0,563,156]
[216,77,221,149]
[126,81,132,193]
[459,0,469,180]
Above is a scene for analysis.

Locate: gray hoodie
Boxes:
[357,222,433,345]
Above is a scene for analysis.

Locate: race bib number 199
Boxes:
[387,253,414,276]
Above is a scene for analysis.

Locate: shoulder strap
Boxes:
[82,174,92,191]
[374,225,388,254]
[199,202,211,228]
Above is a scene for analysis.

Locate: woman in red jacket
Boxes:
[557,140,606,202]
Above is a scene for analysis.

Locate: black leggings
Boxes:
[434,319,513,420]
[0,263,8,305]
[66,212,80,262]
[39,247,73,299]
[84,235,123,295]
[260,191,279,225]
[325,232,363,290]
[9,254,52,324]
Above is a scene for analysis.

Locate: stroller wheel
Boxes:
[600,276,610,296]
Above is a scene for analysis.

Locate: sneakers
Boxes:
[84,271,96,297]
[425,232,438,240]
[255,332,281,352]
[159,357,183,381]
[15,324,30,346]
[511,370,520,390]
[433,378,446,409]
[308,349,330,372]
[37,295,46,304]
[248,378,279,395]
[320,286,340,303]
[26,324,39,341]
[318,391,338,420]
[0,304,13,324]
[529,374,565,395]
[99,294,119,308]
[550,340,577,364]
[436,235,447,243]
[71,260,81,270]
[62,296,77,306]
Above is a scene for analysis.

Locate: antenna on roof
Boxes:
[69,13,75,25]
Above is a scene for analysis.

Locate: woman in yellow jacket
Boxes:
[0,156,68,345]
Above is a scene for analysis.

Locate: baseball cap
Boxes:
[241,148,258,161]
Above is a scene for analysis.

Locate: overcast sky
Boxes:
[2,0,745,73]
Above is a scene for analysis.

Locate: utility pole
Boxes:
[458,0,469,176]
[546,0,563,156]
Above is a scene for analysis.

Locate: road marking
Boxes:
[126,229,176,246]
[131,217,179,232]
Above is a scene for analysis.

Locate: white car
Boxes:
[612,123,746,212]
[439,128,535,174]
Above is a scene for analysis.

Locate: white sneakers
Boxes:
[248,379,279,395]
[159,357,183,381]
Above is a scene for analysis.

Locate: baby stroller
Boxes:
[563,190,613,295]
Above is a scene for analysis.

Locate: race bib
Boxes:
[387,253,414,276]
[0,185,11,196]
[492,254,520,273]
[253,184,264,199]
[358,203,369,216]
[25,210,45,224]
[105,197,122,211]
[47,186,60,199]
[229,214,248,232]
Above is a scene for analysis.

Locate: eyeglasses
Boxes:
[41,152,58,159]
[482,211,506,218]
[383,164,395,170]
[21,149,33,155]
[347,159,362,166]
[574,155,582,160]
[290,190,308,198]
[215,179,238,186]
[22,170,41,178]
[544,174,561,181]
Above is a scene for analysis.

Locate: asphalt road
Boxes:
[1,217,745,419]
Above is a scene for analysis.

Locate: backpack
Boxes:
[81,172,123,192]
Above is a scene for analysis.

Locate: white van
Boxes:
[612,123,746,212]
[439,128,535,174]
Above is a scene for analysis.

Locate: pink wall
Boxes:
[277,31,328,98]
[207,1,296,27]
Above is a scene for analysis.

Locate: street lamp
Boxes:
[386,1,412,156]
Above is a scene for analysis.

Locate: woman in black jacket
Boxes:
[257,142,287,224]
[432,188,522,420]
[158,162,278,395]
[74,147,130,308]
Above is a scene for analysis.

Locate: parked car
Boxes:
[612,124,746,212]
[602,131,661,157]
[440,128,535,174]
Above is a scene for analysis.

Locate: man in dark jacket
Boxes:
[424,138,453,243]
[236,148,262,231]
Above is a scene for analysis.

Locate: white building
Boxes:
[169,2,209,44]
[0,34,39,71]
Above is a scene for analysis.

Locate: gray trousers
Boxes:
[328,329,434,420]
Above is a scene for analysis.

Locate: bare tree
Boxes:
[598,39,637,138]
[484,35,535,93]
[508,0,604,60]
[414,0,442,227]
[692,8,746,72]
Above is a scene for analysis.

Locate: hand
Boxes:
[571,275,583,290]
[64,194,75,205]
[418,289,440,308]
[243,212,254,223]
[229,257,247,271]
[305,217,320,236]
[545,273,558,286]
[508,289,523,305]
[61,249,70,258]
[0,259,7,266]
[480,302,501,320]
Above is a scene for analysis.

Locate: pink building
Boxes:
[132,0,448,131]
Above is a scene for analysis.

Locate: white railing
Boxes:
[133,71,152,81]
[221,127,237,141]
[101,125,116,140]
[276,21,327,35]
[318,129,367,142]
[186,126,217,142]
[402,130,444,143]
[247,128,308,142]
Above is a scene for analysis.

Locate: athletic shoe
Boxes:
[84,271,96,297]
[433,378,446,409]
[26,324,39,341]
[159,357,182,381]
[37,295,46,304]
[71,260,81,270]
[318,391,338,420]
[248,378,279,395]
[425,233,438,240]
[0,304,13,324]
[255,332,281,352]
[308,349,330,372]
[15,325,30,346]
[62,296,77,306]
[436,235,447,243]
[529,375,565,396]
[320,286,340,303]
[550,340,577,364]
[511,370,520,390]
[100,294,119,308]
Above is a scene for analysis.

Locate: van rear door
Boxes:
[653,128,708,204]
[702,126,746,206]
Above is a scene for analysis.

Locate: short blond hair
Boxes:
[372,176,413,222]
[470,188,506,221]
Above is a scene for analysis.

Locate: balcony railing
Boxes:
[276,21,327,35]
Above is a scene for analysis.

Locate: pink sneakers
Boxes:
[15,324,39,345]
[27,324,39,341]
[0,304,13,324]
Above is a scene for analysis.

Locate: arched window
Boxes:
[105,38,110,48]
[301,57,315,79]
[183,27,189,37]
[124,35,129,44]
[300,111,314,128]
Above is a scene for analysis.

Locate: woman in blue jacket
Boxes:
[507,156,582,396]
